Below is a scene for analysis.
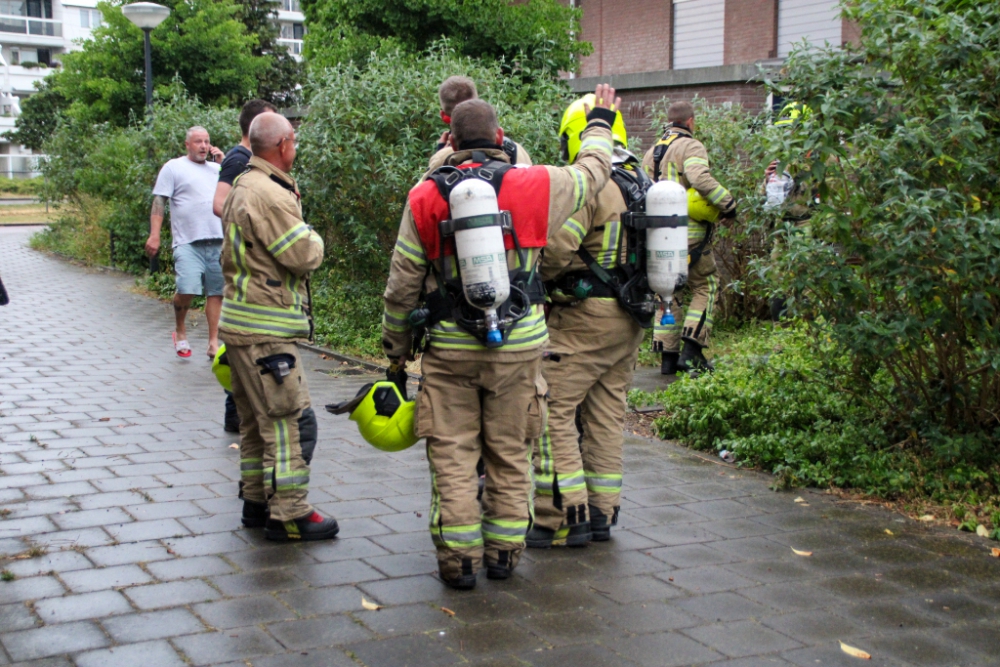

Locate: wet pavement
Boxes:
[0,226,998,667]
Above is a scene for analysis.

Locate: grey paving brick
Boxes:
[102,609,206,643]
[0,604,38,633]
[193,596,296,630]
[105,518,190,542]
[145,556,236,581]
[0,576,65,603]
[171,627,283,665]
[62,565,152,593]
[34,590,133,624]
[50,507,131,531]
[1,621,110,661]
[124,579,222,610]
[85,540,173,567]
[610,631,724,667]
[4,551,92,578]
[74,640,187,667]
[277,585,367,617]
[345,634,462,667]
[123,501,204,521]
[160,532,252,558]
[294,560,386,588]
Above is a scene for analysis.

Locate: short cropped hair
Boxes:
[186,126,208,141]
[450,99,499,147]
[667,101,695,125]
[239,99,278,137]
[438,76,478,115]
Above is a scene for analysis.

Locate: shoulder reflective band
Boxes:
[621,212,689,230]
[438,211,512,237]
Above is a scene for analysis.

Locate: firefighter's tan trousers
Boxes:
[416,349,545,580]
[653,246,719,351]
[227,341,313,522]
[533,299,644,531]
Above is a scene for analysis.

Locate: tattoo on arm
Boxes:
[151,195,166,218]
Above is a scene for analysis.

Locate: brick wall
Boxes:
[724,0,778,63]
[577,0,672,77]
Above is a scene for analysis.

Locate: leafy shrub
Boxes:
[41,85,240,274]
[631,324,1000,516]
[758,0,1000,437]
[0,177,45,197]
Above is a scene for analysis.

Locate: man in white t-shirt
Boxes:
[145,126,225,359]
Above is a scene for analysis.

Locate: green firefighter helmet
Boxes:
[560,93,627,163]
[212,344,232,392]
[687,189,721,224]
[326,382,418,452]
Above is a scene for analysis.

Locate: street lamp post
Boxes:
[121,2,171,109]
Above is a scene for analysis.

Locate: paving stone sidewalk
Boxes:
[0,226,998,667]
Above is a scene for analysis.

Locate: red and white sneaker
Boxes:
[172,332,192,358]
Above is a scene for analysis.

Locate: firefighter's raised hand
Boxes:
[585,83,621,116]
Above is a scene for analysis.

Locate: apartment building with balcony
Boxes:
[567,0,858,143]
[276,0,305,58]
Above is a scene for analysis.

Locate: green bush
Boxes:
[295,44,573,353]
[758,0,1000,438]
[41,85,240,274]
[0,177,45,197]
[630,324,1000,515]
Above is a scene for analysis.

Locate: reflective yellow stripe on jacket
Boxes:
[220,299,310,338]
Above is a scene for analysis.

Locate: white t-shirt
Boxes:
[152,156,223,247]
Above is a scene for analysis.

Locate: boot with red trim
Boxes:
[265,511,340,542]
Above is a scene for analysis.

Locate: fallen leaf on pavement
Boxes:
[794,497,805,503]
[884,529,894,536]
[320,354,331,360]
[361,597,382,611]
[791,548,813,557]
[839,641,871,660]
[98,417,110,422]
[975,525,989,537]
[990,548,1000,558]
[441,607,456,616]
[918,514,935,522]
[228,444,239,449]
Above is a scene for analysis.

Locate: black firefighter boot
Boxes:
[265,511,340,542]
[485,550,515,580]
[660,351,680,375]
[525,505,592,548]
[440,557,477,590]
[589,505,619,542]
[677,338,714,375]
[241,499,269,528]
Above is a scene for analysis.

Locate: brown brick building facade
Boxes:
[565,0,856,143]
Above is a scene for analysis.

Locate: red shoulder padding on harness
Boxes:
[409,164,551,261]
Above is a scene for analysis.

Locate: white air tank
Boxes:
[449,179,511,347]
[645,181,688,319]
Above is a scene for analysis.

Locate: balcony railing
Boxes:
[0,14,62,37]
[277,38,302,55]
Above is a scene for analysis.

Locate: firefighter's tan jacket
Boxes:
[642,127,735,243]
[383,121,615,363]
[541,169,627,283]
[427,139,533,174]
[220,156,324,346]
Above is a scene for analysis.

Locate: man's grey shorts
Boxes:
[174,239,224,296]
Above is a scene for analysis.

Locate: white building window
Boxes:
[778,0,842,58]
[672,0,725,70]
[79,8,102,30]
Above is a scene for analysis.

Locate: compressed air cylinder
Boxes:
[449,179,511,347]
[645,180,688,321]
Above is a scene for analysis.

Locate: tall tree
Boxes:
[2,80,67,151]
[300,0,590,74]
[235,0,303,105]
[50,0,268,126]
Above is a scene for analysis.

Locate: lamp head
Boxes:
[122,2,171,30]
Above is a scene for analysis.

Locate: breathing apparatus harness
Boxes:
[651,127,715,269]
[551,154,661,328]
[410,152,545,349]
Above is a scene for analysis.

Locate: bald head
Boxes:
[450,99,499,147]
[249,113,292,155]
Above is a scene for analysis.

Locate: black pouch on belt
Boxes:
[256,353,297,385]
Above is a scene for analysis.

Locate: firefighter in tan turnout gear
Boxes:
[427,76,533,173]
[382,84,620,590]
[642,101,737,375]
[220,112,339,542]
[527,96,647,547]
